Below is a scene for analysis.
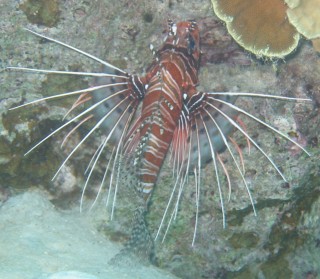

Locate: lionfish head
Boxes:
[166,19,201,64]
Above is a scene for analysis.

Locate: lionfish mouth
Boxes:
[6,24,312,247]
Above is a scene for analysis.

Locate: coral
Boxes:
[285,0,320,39]
[211,0,300,58]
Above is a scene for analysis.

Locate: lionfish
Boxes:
[7,20,311,262]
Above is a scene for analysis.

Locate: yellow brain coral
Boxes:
[211,0,300,58]
[285,0,320,39]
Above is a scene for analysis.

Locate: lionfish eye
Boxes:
[168,19,175,36]
[188,20,197,31]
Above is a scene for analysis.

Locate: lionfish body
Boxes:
[7,20,311,262]
[118,20,201,199]
[93,20,227,202]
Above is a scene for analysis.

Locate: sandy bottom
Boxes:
[0,191,177,279]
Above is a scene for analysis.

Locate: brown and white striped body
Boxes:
[123,20,201,199]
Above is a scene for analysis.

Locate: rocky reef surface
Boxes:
[1,0,319,278]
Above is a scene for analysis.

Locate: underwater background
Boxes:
[1,0,320,278]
